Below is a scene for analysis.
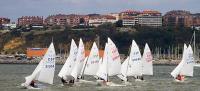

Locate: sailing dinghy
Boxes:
[71,38,85,81]
[78,42,100,84]
[96,38,124,86]
[171,44,195,82]
[58,39,78,85]
[21,42,56,89]
[119,40,143,83]
[141,43,153,76]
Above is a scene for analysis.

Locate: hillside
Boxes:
[0,24,199,55]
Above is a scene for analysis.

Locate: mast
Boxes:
[106,49,109,82]
[194,31,196,61]
[80,57,88,79]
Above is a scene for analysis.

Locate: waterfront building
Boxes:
[17,16,43,27]
[45,14,88,27]
[120,9,140,17]
[26,48,48,58]
[192,13,200,27]
[122,16,136,26]
[109,13,120,21]
[88,15,117,27]
[118,9,162,27]
[138,10,162,27]
[163,10,193,28]
[0,18,10,25]
[45,14,68,27]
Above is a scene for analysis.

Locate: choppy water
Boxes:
[1,64,200,91]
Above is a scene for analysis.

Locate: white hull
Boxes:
[135,79,144,82]
[174,79,185,83]
[96,80,126,87]
[78,79,98,85]
[21,83,41,89]
[122,81,132,85]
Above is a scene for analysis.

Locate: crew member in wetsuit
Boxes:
[61,77,66,84]
[30,81,36,87]
[176,74,184,81]
[140,76,144,80]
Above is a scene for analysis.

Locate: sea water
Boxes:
[1,64,200,91]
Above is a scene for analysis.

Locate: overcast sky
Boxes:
[0,0,199,21]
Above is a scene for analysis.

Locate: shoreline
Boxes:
[0,58,181,65]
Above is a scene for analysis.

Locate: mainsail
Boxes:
[25,42,56,85]
[127,40,142,76]
[58,39,78,79]
[107,38,121,76]
[142,43,153,75]
[170,44,194,78]
[82,42,100,76]
[96,43,109,81]
[71,38,85,80]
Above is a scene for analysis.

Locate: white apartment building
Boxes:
[89,15,117,27]
[138,16,162,27]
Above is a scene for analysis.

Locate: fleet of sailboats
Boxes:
[21,37,196,89]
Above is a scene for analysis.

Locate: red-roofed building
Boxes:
[18,16,43,26]
[0,18,10,25]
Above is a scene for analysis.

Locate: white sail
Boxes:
[83,42,100,76]
[171,44,187,78]
[58,39,77,79]
[180,45,195,77]
[142,43,153,75]
[71,38,85,80]
[107,38,121,76]
[127,40,142,76]
[119,56,129,81]
[25,42,56,85]
[96,43,109,81]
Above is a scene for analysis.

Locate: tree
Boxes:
[115,20,123,27]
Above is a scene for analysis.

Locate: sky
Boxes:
[0,0,199,21]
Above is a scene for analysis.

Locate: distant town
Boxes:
[0,9,200,31]
[1,9,200,63]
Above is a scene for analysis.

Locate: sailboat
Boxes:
[71,38,85,81]
[21,42,56,89]
[119,40,142,83]
[171,44,195,82]
[142,43,153,76]
[107,38,121,76]
[191,31,200,67]
[79,42,100,78]
[96,43,109,83]
[58,39,78,83]
[96,38,123,86]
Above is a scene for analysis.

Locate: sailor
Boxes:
[30,80,36,87]
[61,77,67,84]
[176,74,184,81]
[140,76,144,80]
[69,79,74,84]
[61,77,75,85]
